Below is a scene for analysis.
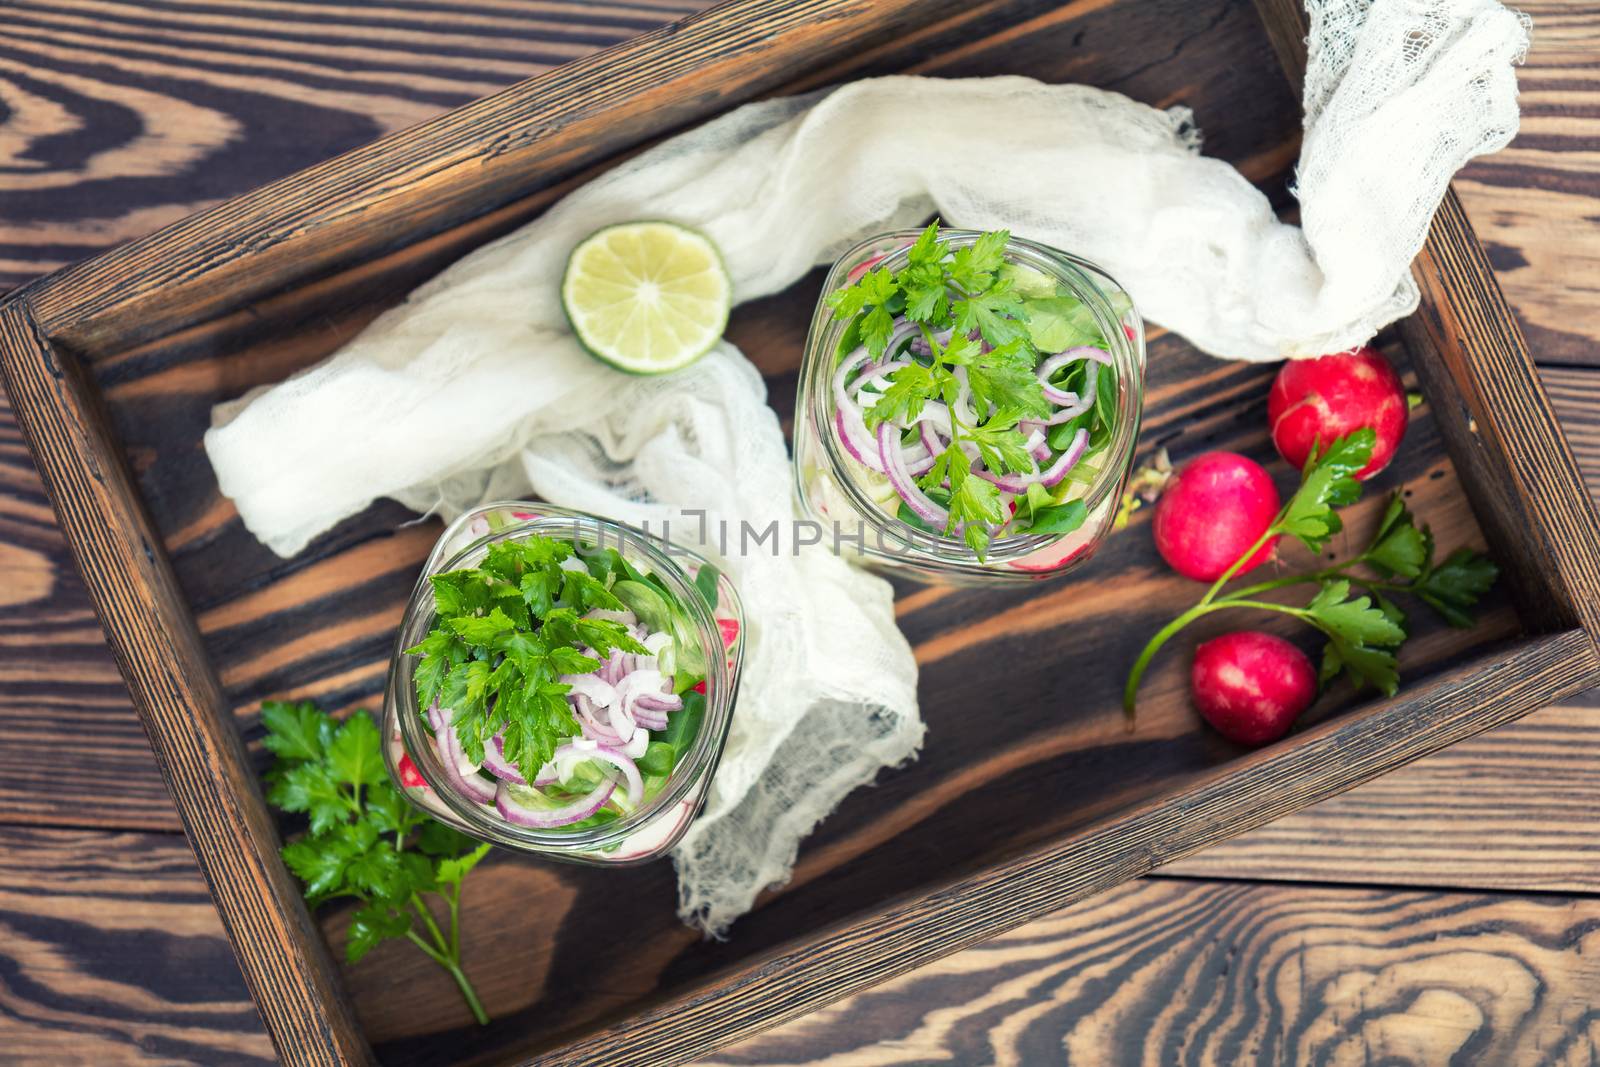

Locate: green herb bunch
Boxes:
[824,221,1123,557]
[1123,430,1498,715]
[263,701,493,1025]
[406,534,647,775]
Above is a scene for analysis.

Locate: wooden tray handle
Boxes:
[0,294,374,1067]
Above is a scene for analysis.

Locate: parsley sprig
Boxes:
[407,535,646,776]
[264,702,492,1025]
[1122,430,1498,716]
[825,222,1120,558]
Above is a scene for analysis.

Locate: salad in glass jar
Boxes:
[793,223,1145,582]
[382,503,743,866]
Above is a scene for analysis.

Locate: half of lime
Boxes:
[561,221,731,374]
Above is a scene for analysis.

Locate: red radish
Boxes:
[845,237,920,283]
[1190,631,1316,745]
[717,617,740,650]
[846,251,889,284]
[397,752,426,789]
[1007,539,1090,573]
[1268,345,1408,480]
[1152,452,1280,581]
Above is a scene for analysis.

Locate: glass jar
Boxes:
[793,229,1146,583]
[382,502,744,866]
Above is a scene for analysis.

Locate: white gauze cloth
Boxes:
[206,0,1527,934]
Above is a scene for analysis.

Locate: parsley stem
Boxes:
[1121,598,1313,718]
[406,929,448,966]
[1124,524,1287,719]
[1123,602,1208,718]
[1197,522,1283,609]
[408,894,489,1026]
[1224,565,1374,602]
[447,885,462,957]
[441,958,490,1028]
[411,893,450,956]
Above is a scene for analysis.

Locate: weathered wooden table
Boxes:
[1,1,1596,1062]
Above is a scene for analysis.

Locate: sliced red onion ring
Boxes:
[851,359,912,394]
[878,422,949,527]
[632,631,672,673]
[616,668,666,703]
[1045,363,1099,424]
[607,698,638,745]
[558,556,589,574]
[612,669,673,738]
[1038,347,1112,376]
[632,708,669,731]
[496,779,615,828]
[602,649,629,686]
[1038,347,1105,408]
[903,445,936,477]
[970,424,1091,493]
[1040,427,1091,488]
[563,674,615,708]
[833,350,886,474]
[834,409,884,471]
[1026,430,1051,463]
[884,319,922,358]
[635,691,682,713]
[552,741,644,805]
[481,732,528,785]
[970,463,1037,494]
[430,712,496,805]
[915,403,959,450]
[1041,383,1080,406]
[574,693,624,744]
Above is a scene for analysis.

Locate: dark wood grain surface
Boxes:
[1,1,1598,1064]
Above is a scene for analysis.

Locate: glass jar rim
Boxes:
[385,504,742,851]
[803,229,1145,564]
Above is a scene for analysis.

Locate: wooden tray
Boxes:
[3,0,1598,1064]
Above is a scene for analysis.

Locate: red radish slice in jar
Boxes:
[844,237,917,284]
[1152,452,1280,582]
[1007,539,1090,573]
[1268,345,1408,480]
[397,753,426,789]
[846,252,888,284]
[717,618,740,650]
